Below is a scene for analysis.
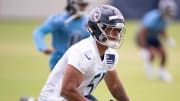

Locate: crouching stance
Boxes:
[39,5,129,101]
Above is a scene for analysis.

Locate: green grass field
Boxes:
[0,20,180,101]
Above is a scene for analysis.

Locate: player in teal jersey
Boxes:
[136,0,177,82]
[20,0,90,101]
[33,0,90,70]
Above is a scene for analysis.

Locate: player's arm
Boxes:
[139,14,154,48]
[32,17,56,55]
[104,70,130,101]
[161,29,176,47]
[161,29,168,39]
[60,64,90,101]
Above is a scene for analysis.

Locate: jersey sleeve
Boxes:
[142,14,155,29]
[141,10,159,29]
[108,52,119,71]
[32,16,56,51]
[67,48,88,74]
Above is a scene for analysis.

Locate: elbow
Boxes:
[122,96,130,101]
[60,86,76,98]
[60,90,68,98]
[33,26,45,37]
[32,28,40,37]
[60,87,69,97]
[126,97,130,101]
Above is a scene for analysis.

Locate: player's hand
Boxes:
[166,38,176,48]
[43,49,54,55]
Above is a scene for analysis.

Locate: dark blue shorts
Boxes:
[136,34,162,48]
[146,36,161,48]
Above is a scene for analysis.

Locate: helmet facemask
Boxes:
[95,22,126,49]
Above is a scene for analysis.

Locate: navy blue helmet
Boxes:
[88,5,126,49]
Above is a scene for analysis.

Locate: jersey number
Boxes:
[87,72,105,95]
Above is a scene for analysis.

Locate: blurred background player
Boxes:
[136,0,177,82]
[33,0,90,71]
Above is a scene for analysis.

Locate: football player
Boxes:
[136,0,177,82]
[38,5,129,101]
[33,0,90,70]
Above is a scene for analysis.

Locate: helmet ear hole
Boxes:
[88,21,100,35]
[98,34,107,42]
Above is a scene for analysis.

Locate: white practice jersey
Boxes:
[38,36,119,101]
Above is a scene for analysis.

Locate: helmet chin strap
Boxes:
[104,40,120,49]
[93,34,120,49]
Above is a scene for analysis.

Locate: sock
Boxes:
[144,60,153,79]
[159,66,172,82]
[140,49,154,79]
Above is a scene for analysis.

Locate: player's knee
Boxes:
[60,87,69,97]
[60,85,76,98]
[140,48,150,61]
[159,50,166,59]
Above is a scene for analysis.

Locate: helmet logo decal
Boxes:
[92,9,101,22]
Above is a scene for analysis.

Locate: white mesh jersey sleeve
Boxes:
[66,48,90,74]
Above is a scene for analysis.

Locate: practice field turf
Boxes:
[0,20,180,101]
